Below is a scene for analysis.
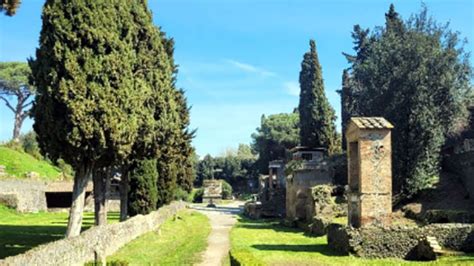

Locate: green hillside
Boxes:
[0,146,61,180]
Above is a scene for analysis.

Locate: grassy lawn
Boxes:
[109,209,210,265]
[230,216,474,266]
[0,204,119,259]
[0,146,61,180]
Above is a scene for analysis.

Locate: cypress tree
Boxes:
[128,159,158,216]
[120,1,176,218]
[338,69,359,151]
[298,40,337,154]
[160,32,196,193]
[30,0,144,236]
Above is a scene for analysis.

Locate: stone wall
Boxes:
[327,223,474,259]
[0,201,187,266]
[286,160,332,222]
[0,179,47,212]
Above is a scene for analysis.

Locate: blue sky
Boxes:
[0,0,473,157]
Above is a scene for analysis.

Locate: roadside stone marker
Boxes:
[203,179,222,204]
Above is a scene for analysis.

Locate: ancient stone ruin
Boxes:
[286,147,332,224]
[245,161,286,218]
[346,117,393,228]
[202,179,222,204]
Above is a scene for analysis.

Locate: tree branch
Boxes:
[0,95,15,113]
[22,100,34,109]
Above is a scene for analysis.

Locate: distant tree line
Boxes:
[196,144,258,192]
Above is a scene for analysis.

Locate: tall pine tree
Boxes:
[298,40,338,154]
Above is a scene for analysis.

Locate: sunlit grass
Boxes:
[230,216,474,265]
[109,209,210,265]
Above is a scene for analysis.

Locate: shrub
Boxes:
[19,131,42,159]
[193,188,204,203]
[173,187,190,201]
[221,180,233,199]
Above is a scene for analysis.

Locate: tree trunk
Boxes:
[12,111,22,142]
[93,167,108,226]
[119,168,129,221]
[66,165,91,238]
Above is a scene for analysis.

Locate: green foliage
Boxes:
[343,4,472,197]
[284,159,303,177]
[0,146,61,180]
[128,159,158,216]
[251,113,299,174]
[0,0,20,16]
[172,187,190,202]
[221,179,233,199]
[298,40,338,154]
[192,188,204,203]
[19,131,41,159]
[196,150,258,191]
[109,210,210,265]
[30,0,147,171]
[196,154,215,182]
[0,62,35,140]
[56,158,74,180]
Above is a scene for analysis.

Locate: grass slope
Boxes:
[0,205,119,259]
[110,209,211,265]
[0,146,61,180]
[230,216,474,265]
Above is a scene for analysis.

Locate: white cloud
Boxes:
[225,59,276,77]
[284,81,300,96]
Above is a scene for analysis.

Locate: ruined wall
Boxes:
[0,179,47,212]
[0,201,187,266]
[327,223,474,259]
[286,161,332,222]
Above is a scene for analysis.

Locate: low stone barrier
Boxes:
[327,223,474,259]
[0,201,187,266]
[0,179,47,212]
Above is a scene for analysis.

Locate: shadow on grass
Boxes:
[0,212,120,260]
[251,244,344,256]
[234,216,303,234]
[0,224,65,259]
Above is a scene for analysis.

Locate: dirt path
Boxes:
[192,201,244,266]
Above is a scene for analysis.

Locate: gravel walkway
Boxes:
[192,201,244,266]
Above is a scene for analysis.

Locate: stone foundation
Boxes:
[327,223,474,259]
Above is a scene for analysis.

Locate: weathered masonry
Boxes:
[202,179,222,204]
[346,117,393,228]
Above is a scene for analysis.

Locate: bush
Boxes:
[193,188,204,203]
[56,158,74,180]
[221,180,233,199]
[19,131,42,159]
[173,187,190,201]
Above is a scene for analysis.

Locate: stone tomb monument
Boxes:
[202,179,222,204]
[346,117,393,228]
